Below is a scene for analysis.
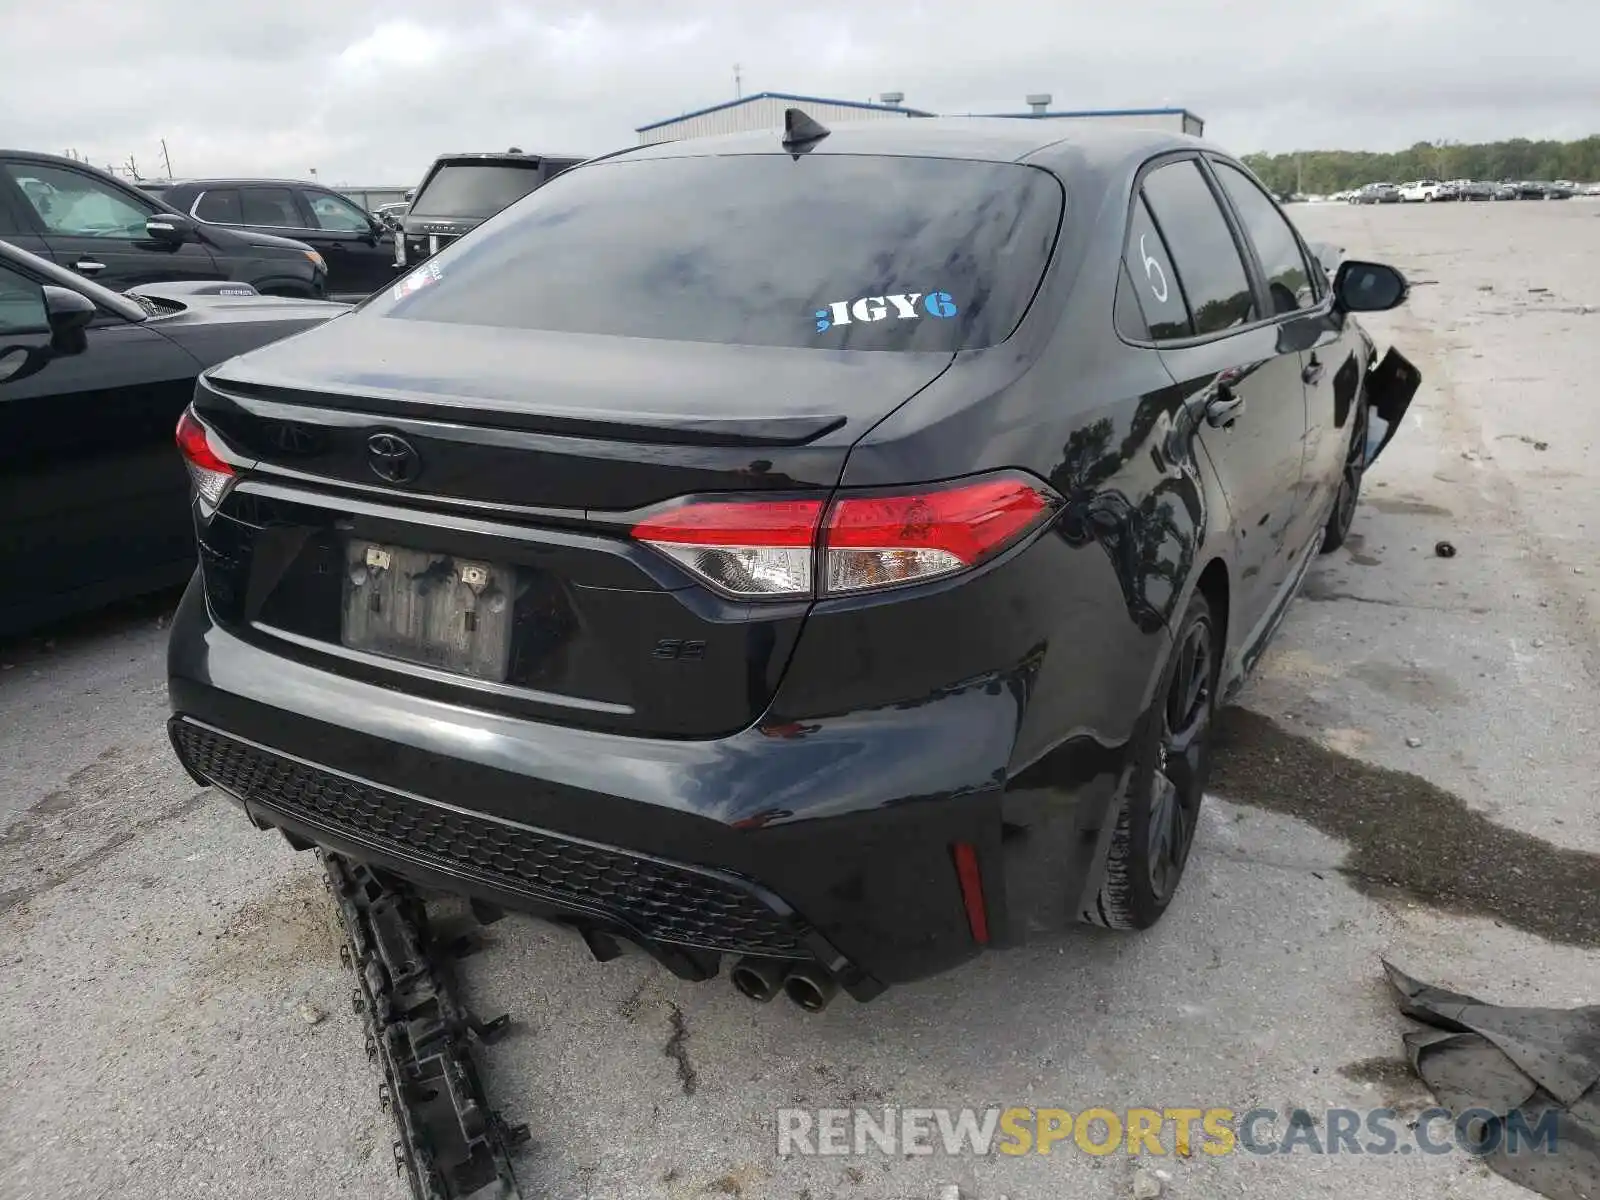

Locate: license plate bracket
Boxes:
[341,540,515,681]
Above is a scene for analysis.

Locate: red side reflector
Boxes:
[952,842,990,945]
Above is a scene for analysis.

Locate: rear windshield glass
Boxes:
[367,154,1063,351]
[409,164,549,219]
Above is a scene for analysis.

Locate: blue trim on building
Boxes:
[971,106,1203,126]
[636,91,937,133]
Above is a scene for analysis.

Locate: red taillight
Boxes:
[631,498,824,598]
[824,478,1052,594]
[175,409,234,506]
[630,475,1056,599]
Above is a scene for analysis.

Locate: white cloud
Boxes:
[337,21,445,75]
[0,0,1591,186]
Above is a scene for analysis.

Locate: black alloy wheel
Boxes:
[1085,589,1219,930]
[1321,394,1370,553]
[1147,614,1214,902]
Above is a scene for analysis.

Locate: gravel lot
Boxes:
[3,199,1598,1200]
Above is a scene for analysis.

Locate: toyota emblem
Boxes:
[367,432,421,484]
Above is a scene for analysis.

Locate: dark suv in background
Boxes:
[0,151,327,297]
[395,150,584,270]
[148,178,399,299]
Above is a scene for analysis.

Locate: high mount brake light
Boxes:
[175,409,234,506]
[630,476,1058,600]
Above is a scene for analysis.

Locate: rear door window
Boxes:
[371,154,1063,352]
[1212,161,1317,315]
[1121,194,1191,340]
[1140,160,1255,336]
[239,187,301,228]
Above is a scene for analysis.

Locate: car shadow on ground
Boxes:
[0,585,186,673]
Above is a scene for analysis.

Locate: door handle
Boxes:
[74,259,107,274]
[1302,354,1324,385]
[1205,385,1246,428]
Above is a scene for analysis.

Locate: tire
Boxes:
[1083,589,1220,931]
[1321,394,1370,553]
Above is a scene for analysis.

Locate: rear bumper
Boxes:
[166,574,1131,993]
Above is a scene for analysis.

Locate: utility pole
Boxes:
[126,155,141,181]
[160,138,174,178]
[733,63,742,99]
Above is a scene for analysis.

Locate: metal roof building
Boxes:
[636,92,935,146]
[968,105,1205,137]
[636,92,1204,146]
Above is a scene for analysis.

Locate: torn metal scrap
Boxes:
[1385,960,1600,1200]
[324,852,530,1200]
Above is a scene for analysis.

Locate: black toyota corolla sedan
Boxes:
[165,116,1420,1009]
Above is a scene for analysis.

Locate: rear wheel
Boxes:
[1084,590,1219,930]
[1321,394,1369,553]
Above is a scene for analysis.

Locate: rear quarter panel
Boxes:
[839,147,1233,775]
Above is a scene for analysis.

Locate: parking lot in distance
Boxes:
[3,198,1599,1200]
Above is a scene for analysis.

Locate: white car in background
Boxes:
[1399,179,1447,202]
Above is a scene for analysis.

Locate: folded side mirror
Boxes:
[42,285,97,356]
[1334,260,1409,313]
[146,213,196,245]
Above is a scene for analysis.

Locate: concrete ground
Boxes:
[2,199,1597,1200]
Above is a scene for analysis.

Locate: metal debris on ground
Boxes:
[1385,961,1600,1200]
[1435,541,1457,558]
[324,852,530,1200]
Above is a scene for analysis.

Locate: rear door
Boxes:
[1209,157,1364,543]
[2,160,224,289]
[1126,156,1312,643]
[0,258,201,632]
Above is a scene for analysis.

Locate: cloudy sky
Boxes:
[3,0,1591,186]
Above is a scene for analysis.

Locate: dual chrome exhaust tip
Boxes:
[731,957,840,1012]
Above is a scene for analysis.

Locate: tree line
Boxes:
[1241,136,1600,194]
